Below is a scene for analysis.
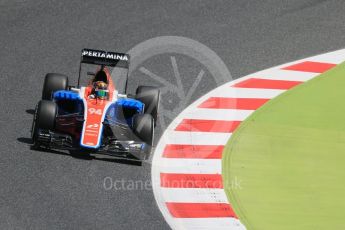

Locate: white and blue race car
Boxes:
[31,48,160,161]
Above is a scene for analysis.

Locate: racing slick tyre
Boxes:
[31,100,57,147]
[135,86,160,123]
[133,114,154,146]
[42,73,69,100]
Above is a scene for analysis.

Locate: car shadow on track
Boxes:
[19,109,143,166]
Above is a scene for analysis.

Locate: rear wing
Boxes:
[81,48,130,68]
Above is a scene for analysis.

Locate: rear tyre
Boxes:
[31,100,57,147]
[135,86,160,122]
[42,73,69,100]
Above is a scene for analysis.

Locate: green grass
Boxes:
[223,62,345,230]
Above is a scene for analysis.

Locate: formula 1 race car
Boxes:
[31,49,160,161]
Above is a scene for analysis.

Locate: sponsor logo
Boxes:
[82,49,129,61]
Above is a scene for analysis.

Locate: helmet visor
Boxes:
[95,89,108,98]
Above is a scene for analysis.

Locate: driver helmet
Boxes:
[93,81,108,99]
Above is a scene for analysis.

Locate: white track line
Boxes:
[156,158,222,174]
[249,69,318,82]
[160,188,229,203]
[208,87,284,99]
[303,49,345,64]
[173,218,246,230]
[160,131,232,146]
[182,108,254,121]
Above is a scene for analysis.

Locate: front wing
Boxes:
[34,129,151,161]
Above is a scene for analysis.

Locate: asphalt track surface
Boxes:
[1,0,345,229]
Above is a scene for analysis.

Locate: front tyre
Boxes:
[31,100,57,146]
[132,114,154,159]
[42,73,69,100]
[135,86,160,123]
